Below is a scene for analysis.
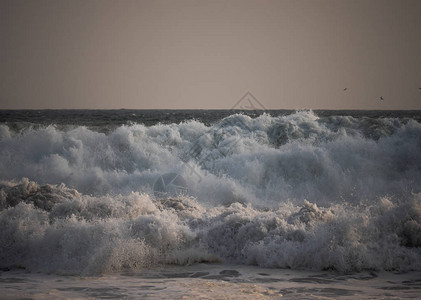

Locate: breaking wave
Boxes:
[0,110,420,274]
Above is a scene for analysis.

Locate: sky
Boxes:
[1,0,420,110]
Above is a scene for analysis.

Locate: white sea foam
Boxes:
[0,111,420,274]
[0,178,420,275]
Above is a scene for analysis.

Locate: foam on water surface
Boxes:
[2,265,421,299]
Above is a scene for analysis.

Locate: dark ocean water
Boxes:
[0,109,420,275]
[1,109,420,129]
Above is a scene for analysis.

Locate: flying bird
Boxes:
[380,96,384,101]
[343,88,348,91]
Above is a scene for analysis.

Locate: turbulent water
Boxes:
[0,109,420,276]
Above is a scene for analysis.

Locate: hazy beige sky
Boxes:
[1,0,420,109]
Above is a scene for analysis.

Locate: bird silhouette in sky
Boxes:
[343,88,348,91]
[380,96,384,101]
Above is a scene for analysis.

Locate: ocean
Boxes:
[1,109,421,299]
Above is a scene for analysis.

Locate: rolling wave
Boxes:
[0,110,420,274]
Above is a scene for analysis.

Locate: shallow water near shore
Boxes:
[2,264,421,299]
